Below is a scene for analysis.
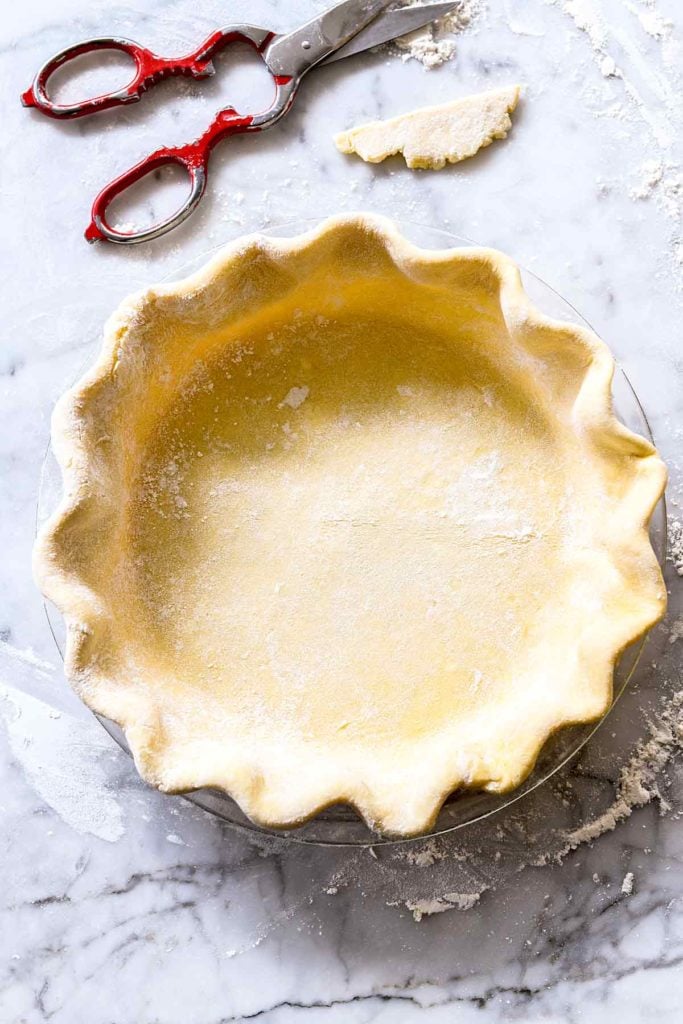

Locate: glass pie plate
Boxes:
[37,220,668,847]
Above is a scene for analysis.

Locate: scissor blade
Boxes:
[266,1,394,78]
[321,1,459,64]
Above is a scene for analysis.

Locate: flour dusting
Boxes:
[621,871,635,895]
[407,891,483,920]
[563,0,608,51]
[630,158,664,198]
[635,7,673,41]
[669,517,683,576]
[390,0,483,68]
[541,692,681,855]
[548,0,683,288]
[554,0,682,150]
[403,839,446,867]
[279,385,310,410]
[630,160,683,220]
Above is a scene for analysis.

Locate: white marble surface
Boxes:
[2,1,683,1021]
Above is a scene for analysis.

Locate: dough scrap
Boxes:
[334,85,521,169]
[34,214,667,838]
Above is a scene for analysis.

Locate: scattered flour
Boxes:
[390,0,483,68]
[621,871,635,895]
[406,890,483,921]
[669,517,683,576]
[630,160,683,220]
[599,55,620,78]
[394,31,456,69]
[437,2,485,35]
[403,839,446,867]
[554,0,682,149]
[630,158,665,199]
[634,7,673,42]
[279,385,310,410]
[555,692,682,851]
[626,159,683,283]
[563,0,608,51]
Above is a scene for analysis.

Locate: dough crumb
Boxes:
[334,86,521,170]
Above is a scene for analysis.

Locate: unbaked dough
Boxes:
[334,85,521,169]
[33,214,666,837]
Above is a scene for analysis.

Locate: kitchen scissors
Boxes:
[22,0,456,245]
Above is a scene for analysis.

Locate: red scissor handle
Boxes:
[84,74,297,244]
[84,109,252,244]
[21,27,272,120]
[23,24,301,243]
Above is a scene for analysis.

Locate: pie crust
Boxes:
[34,215,667,836]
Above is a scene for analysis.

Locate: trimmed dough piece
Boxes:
[334,85,521,169]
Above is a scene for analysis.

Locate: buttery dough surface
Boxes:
[34,215,667,836]
[334,86,521,169]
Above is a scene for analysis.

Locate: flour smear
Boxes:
[0,683,125,843]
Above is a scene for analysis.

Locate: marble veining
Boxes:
[1,0,682,1021]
